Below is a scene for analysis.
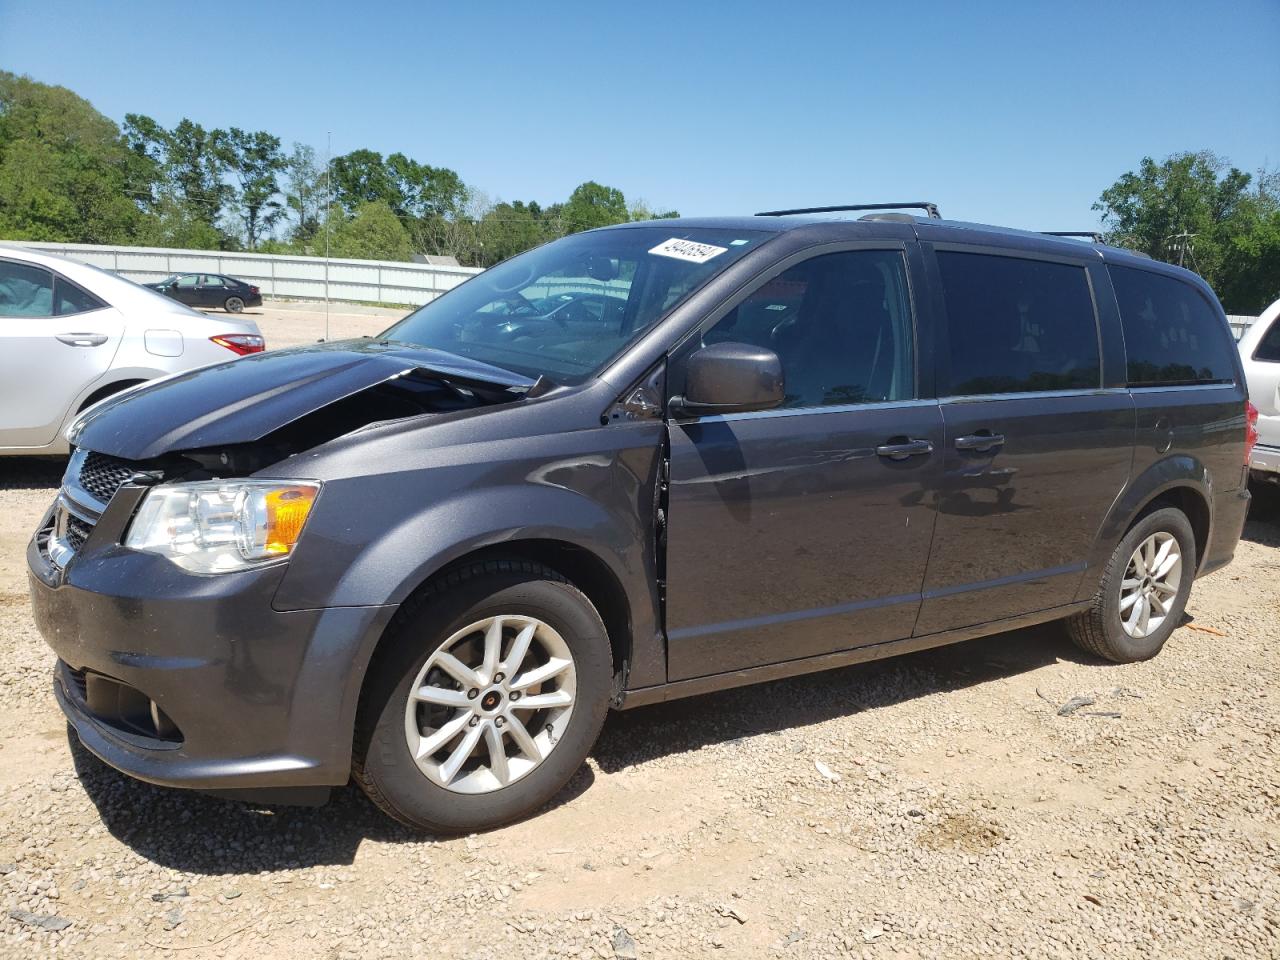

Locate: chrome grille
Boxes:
[79,452,138,504]
[65,514,93,552]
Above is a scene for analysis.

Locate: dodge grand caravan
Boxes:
[29,204,1255,832]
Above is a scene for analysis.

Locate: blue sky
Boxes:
[2,0,1278,230]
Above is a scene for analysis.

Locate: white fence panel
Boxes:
[1227,315,1257,341]
[6,241,483,307]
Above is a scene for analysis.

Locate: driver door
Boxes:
[663,245,943,680]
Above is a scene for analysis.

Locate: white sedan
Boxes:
[0,245,265,456]
[1240,296,1280,485]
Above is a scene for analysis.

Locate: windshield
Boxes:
[381,227,768,383]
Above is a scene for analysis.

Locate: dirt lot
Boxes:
[0,320,1277,957]
[240,298,412,350]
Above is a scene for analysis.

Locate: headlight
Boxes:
[125,480,320,573]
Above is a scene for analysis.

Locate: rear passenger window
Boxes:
[0,260,54,317]
[54,278,106,316]
[705,250,915,407]
[1111,266,1236,385]
[1254,318,1280,363]
[938,252,1100,395]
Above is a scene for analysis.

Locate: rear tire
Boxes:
[1067,506,1196,663]
[354,560,612,833]
[224,296,245,313]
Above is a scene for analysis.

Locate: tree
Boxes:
[165,119,233,230]
[0,71,150,242]
[563,181,629,232]
[330,148,401,214]
[220,127,285,249]
[1095,151,1280,313]
[327,201,413,261]
[387,152,468,219]
[283,142,324,243]
[476,200,546,266]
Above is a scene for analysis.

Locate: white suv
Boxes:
[0,245,265,456]
[1240,297,1280,485]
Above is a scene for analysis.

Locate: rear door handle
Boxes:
[56,333,108,347]
[954,432,1006,452]
[875,439,934,461]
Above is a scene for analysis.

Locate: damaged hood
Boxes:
[72,339,535,460]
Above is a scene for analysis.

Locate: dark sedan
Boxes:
[146,273,262,313]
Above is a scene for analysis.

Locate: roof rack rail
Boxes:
[755,201,941,219]
[1042,231,1106,243]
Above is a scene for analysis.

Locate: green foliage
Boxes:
[220,127,286,249]
[283,142,324,243]
[563,181,629,232]
[1096,151,1280,314]
[0,71,148,242]
[327,201,413,261]
[0,73,678,268]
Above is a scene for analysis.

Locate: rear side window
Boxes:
[938,252,1100,395]
[0,260,54,317]
[54,277,106,316]
[1254,317,1280,363]
[1110,265,1236,386]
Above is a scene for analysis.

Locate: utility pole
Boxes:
[323,131,332,342]
[1165,231,1199,271]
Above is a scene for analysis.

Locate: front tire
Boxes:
[1067,506,1196,662]
[354,561,612,833]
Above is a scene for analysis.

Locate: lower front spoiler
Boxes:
[53,661,329,794]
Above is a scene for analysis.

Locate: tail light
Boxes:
[249,285,260,295]
[211,334,265,356]
[1245,400,1259,465]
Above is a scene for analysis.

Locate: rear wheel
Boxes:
[354,561,612,832]
[1067,506,1196,662]
[224,296,245,313]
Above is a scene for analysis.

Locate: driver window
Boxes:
[705,250,915,408]
[175,275,199,289]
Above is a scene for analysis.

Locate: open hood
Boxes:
[71,339,535,461]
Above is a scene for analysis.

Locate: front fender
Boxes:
[279,481,640,611]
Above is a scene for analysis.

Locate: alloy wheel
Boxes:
[1118,531,1182,639]
[403,615,577,794]
[225,296,244,312]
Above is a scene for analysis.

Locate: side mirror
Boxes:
[671,341,785,417]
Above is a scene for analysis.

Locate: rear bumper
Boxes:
[1249,443,1280,482]
[1199,485,1252,577]
[29,530,396,790]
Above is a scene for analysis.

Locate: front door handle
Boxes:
[56,333,108,347]
[875,438,934,461]
[954,432,1006,452]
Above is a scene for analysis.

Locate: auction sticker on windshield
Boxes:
[649,238,728,263]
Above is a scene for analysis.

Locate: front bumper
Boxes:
[29,512,396,790]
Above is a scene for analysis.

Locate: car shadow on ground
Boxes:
[0,457,65,490]
[66,728,596,873]
[1243,481,1280,546]
[69,623,1086,873]
[593,620,1101,775]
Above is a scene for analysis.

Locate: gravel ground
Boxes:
[238,298,410,350]
[0,390,1277,956]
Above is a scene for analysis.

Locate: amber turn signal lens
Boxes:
[264,486,318,554]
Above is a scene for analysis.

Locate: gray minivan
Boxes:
[29,204,1255,832]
